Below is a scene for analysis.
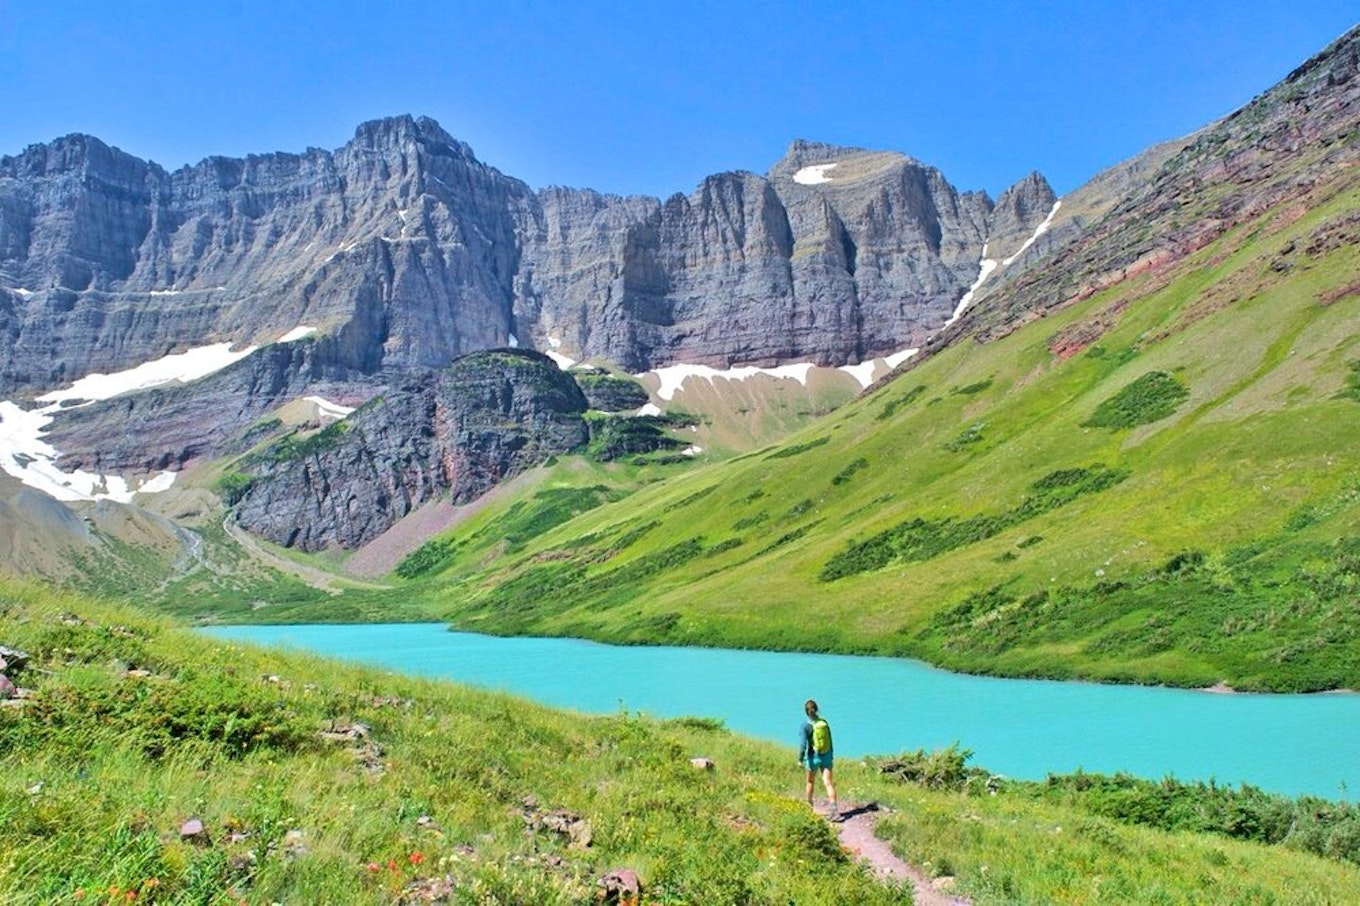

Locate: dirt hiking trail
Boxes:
[831,802,971,905]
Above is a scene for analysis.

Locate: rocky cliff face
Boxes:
[231,349,589,551]
[0,115,531,393]
[515,141,1023,370]
[1,117,1055,397]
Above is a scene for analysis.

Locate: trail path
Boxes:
[832,803,970,905]
[223,517,392,594]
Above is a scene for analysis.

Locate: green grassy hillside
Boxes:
[380,170,1360,692]
[4,584,1359,904]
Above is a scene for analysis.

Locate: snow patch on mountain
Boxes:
[305,396,355,423]
[945,199,1062,328]
[649,362,818,401]
[793,162,840,185]
[277,325,318,343]
[0,328,322,503]
[1003,199,1061,267]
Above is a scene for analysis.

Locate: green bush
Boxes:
[1042,772,1360,866]
[395,537,459,579]
[1083,371,1190,429]
[766,436,830,459]
[1335,360,1360,402]
[215,470,255,505]
[830,457,869,485]
[876,383,927,420]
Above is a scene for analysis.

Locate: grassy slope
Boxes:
[387,173,1360,692]
[4,583,1359,905]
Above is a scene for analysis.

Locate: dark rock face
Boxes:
[1,117,1055,398]
[232,349,588,551]
[574,371,651,413]
[985,171,1059,263]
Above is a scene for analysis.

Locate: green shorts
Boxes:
[805,752,833,771]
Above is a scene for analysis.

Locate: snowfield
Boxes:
[0,328,324,503]
[793,162,839,185]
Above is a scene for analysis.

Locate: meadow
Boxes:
[5,582,1360,904]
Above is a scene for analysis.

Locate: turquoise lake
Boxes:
[200,623,1358,800]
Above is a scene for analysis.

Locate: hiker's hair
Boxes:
[804,699,819,718]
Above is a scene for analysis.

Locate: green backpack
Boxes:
[811,717,832,754]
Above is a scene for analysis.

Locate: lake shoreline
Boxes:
[198,615,1360,696]
[200,622,1360,800]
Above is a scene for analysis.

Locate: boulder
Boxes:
[179,816,210,844]
[598,867,641,905]
[0,645,28,674]
[522,800,593,849]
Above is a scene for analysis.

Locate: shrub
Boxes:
[876,383,927,420]
[1083,371,1190,428]
[766,436,830,459]
[830,457,869,485]
[395,537,459,579]
[1335,360,1360,402]
[215,470,255,505]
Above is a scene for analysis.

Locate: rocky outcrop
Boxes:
[231,349,588,551]
[574,371,651,412]
[984,171,1058,263]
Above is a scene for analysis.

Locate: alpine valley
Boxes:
[1,24,1358,698]
[4,18,1360,906]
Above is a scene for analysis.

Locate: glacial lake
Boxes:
[199,622,1358,800]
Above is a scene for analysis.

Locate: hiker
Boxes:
[799,698,840,819]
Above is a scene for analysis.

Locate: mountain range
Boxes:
[0,24,1357,693]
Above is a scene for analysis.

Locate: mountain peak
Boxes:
[349,114,477,161]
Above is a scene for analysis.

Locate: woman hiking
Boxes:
[798,698,840,820]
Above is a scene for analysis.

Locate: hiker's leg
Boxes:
[805,768,815,806]
[822,767,838,814]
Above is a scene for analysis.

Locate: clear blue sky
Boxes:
[0,2,1354,199]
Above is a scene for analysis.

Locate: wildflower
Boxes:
[409,850,425,865]
[367,862,381,872]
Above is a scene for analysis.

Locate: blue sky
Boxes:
[0,2,1354,199]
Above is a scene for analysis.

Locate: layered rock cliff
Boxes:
[231,349,589,551]
[1,117,1055,398]
[0,116,529,393]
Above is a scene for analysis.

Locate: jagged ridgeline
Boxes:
[404,25,1360,692]
[1,108,1056,528]
[0,117,1054,396]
